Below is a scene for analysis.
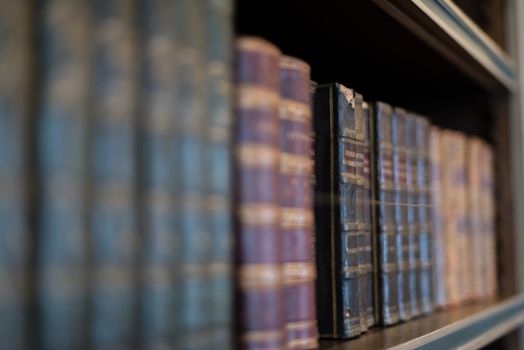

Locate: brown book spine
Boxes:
[482,143,497,298]
[279,56,318,350]
[234,37,285,350]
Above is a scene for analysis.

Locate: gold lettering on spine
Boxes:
[280,153,312,175]
[236,84,279,110]
[238,203,280,226]
[280,99,312,123]
[281,208,313,229]
[283,262,316,285]
[238,264,283,289]
[237,144,279,168]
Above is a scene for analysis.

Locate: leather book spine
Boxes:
[0,1,31,348]
[392,108,411,321]
[361,102,375,327]
[234,37,284,350]
[204,0,234,348]
[482,144,497,298]
[138,0,177,347]
[279,56,318,349]
[370,102,399,326]
[337,85,362,338]
[441,131,468,306]
[174,1,211,349]
[429,127,446,308]
[37,0,92,348]
[467,138,482,300]
[405,113,421,318]
[90,1,138,348]
[415,116,433,315]
[353,94,368,333]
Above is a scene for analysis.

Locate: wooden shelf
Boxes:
[374,0,516,92]
[318,294,524,350]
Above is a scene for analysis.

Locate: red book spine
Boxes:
[234,37,285,350]
[279,56,318,349]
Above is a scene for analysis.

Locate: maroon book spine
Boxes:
[234,37,285,350]
[279,56,318,350]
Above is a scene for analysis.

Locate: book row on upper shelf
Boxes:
[0,0,496,350]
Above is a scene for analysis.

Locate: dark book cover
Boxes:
[405,113,420,318]
[138,0,177,347]
[90,0,138,348]
[415,116,433,315]
[174,1,210,349]
[392,107,411,322]
[234,37,285,350]
[361,102,375,328]
[369,102,399,326]
[0,1,32,349]
[279,56,318,349]
[204,0,234,348]
[36,0,92,348]
[313,83,362,339]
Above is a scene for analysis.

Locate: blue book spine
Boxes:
[174,1,209,349]
[0,1,31,349]
[138,0,177,348]
[204,0,233,348]
[91,0,138,348]
[37,0,92,348]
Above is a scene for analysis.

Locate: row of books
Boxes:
[0,1,497,349]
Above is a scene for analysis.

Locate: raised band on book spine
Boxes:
[0,1,31,348]
[37,0,92,348]
[234,37,285,350]
[279,55,318,350]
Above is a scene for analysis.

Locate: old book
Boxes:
[234,37,284,350]
[370,102,399,326]
[138,0,177,347]
[430,127,446,308]
[37,0,92,348]
[405,113,420,318]
[174,1,210,349]
[90,1,138,348]
[481,143,497,298]
[204,0,234,348]
[0,1,31,349]
[392,108,411,321]
[279,56,318,349]
[361,102,375,328]
[440,130,468,306]
[414,116,433,315]
[313,83,362,339]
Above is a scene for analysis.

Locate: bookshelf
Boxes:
[236,0,524,348]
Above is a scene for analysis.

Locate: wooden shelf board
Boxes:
[319,294,524,350]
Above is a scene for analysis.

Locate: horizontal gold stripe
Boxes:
[280,55,310,74]
[241,329,285,342]
[281,207,313,229]
[280,99,311,123]
[237,144,279,168]
[284,262,316,284]
[280,153,312,176]
[238,203,280,226]
[286,319,317,331]
[238,264,282,289]
[236,84,279,110]
[288,337,318,349]
[237,36,281,56]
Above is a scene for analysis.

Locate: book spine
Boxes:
[204,0,234,348]
[337,85,361,338]
[429,127,446,308]
[405,114,420,318]
[467,138,482,300]
[37,0,92,348]
[483,144,497,298]
[279,57,318,349]
[0,1,31,349]
[361,102,375,327]
[90,1,138,348]
[174,1,210,349]
[138,1,177,347]
[392,108,411,321]
[416,117,433,315]
[371,102,399,325]
[354,94,369,333]
[234,37,284,350]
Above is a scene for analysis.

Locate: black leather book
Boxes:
[313,83,362,339]
[369,102,399,326]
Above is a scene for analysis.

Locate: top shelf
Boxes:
[374,0,516,92]
[319,294,524,350]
